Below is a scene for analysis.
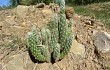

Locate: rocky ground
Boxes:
[0,4,110,70]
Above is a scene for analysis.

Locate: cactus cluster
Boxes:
[28,0,74,62]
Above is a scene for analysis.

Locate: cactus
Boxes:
[27,0,74,62]
[28,27,51,62]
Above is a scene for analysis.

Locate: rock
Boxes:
[5,16,16,26]
[93,30,110,53]
[49,3,60,13]
[0,62,2,70]
[2,26,28,36]
[65,7,75,19]
[0,49,11,60]
[53,63,61,70]
[35,3,45,8]
[16,5,29,18]
[80,16,95,26]
[20,21,27,27]
[35,63,53,70]
[42,9,52,15]
[0,21,4,26]
[0,22,3,30]
[42,9,53,18]
[2,52,35,70]
[3,54,24,70]
[70,39,85,57]
[29,6,36,12]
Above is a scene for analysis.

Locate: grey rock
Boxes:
[93,30,110,53]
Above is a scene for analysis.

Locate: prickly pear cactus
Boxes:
[27,0,74,62]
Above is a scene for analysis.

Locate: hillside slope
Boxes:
[0,3,110,70]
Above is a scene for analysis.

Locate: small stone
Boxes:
[20,22,26,27]
[35,3,45,8]
[0,62,3,70]
[0,22,3,30]
[29,6,36,12]
[80,16,95,26]
[42,9,52,15]
[0,54,4,60]
[42,9,53,18]
[5,16,16,26]
[96,25,101,29]
[70,39,85,57]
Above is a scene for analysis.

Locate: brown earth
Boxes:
[0,4,110,70]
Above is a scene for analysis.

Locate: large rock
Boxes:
[3,54,24,70]
[2,52,35,70]
[70,40,85,57]
[93,31,110,53]
[16,5,29,18]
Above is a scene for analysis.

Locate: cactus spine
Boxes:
[27,0,74,62]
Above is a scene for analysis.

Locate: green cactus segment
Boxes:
[60,0,65,14]
[60,22,73,60]
[68,19,73,28]
[59,14,67,48]
[58,0,67,48]
[53,14,59,28]
[66,19,73,37]
[50,14,59,50]
[53,43,60,61]
[41,28,51,46]
[53,14,59,42]
[28,32,35,53]
[37,45,50,62]
[60,33,74,60]
[28,32,46,62]
[31,26,40,45]
[55,0,60,4]
[32,47,46,62]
